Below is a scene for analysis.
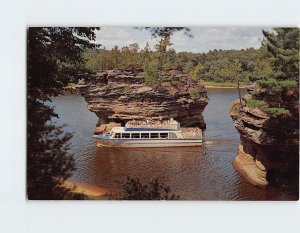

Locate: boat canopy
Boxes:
[125,118,180,130]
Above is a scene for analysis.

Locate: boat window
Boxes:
[121,133,130,138]
[114,133,121,138]
[141,133,149,138]
[169,132,177,139]
[131,133,140,138]
[160,133,168,139]
[150,133,159,138]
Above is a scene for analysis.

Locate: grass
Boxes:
[202,81,248,88]
[67,83,77,89]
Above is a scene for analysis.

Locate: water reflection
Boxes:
[49,89,296,200]
[89,146,205,197]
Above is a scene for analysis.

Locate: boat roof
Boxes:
[125,128,176,132]
[111,127,177,133]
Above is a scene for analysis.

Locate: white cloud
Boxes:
[95,26,269,52]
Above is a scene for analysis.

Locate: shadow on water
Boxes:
[48,90,296,200]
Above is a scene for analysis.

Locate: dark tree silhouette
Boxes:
[27,27,99,199]
[116,177,180,200]
[136,27,192,39]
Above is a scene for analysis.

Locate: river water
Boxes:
[50,88,295,200]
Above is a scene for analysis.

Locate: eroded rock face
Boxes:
[230,97,299,192]
[79,69,208,133]
[232,145,268,188]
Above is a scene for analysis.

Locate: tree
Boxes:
[136,27,192,39]
[191,65,204,81]
[27,27,99,199]
[183,60,195,74]
[143,59,160,88]
[117,177,180,200]
[262,28,299,81]
[112,45,120,69]
[138,27,192,71]
[252,28,299,116]
[140,42,151,64]
[154,35,173,53]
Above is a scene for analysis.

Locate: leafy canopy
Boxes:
[27,27,99,199]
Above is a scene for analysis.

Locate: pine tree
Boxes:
[251,28,299,116]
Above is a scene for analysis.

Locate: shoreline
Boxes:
[64,180,111,197]
[205,85,246,89]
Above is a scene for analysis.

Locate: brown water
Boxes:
[50,89,296,200]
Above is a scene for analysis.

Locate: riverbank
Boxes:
[202,81,247,89]
[64,180,111,199]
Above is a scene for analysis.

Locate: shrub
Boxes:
[264,108,290,117]
[123,85,132,94]
[189,86,204,99]
[191,65,204,81]
[116,177,180,200]
[245,99,268,108]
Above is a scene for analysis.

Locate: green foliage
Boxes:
[262,28,299,81]
[245,99,268,108]
[257,79,298,94]
[264,108,290,117]
[123,85,132,94]
[278,80,298,89]
[183,61,195,74]
[246,26,299,149]
[191,65,204,81]
[27,27,99,199]
[117,177,180,200]
[201,81,239,87]
[155,35,173,53]
[189,86,204,99]
[67,83,77,89]
[251,28,299,113]
[143,59,160,88]
[84,44,263,85]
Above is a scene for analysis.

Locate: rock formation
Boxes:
[79,69,208,134]
[230,92,299,192]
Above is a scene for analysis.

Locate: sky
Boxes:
[95,26,270,53]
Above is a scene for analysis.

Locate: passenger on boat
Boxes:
[100,125,107,134]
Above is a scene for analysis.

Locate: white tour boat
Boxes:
[95,118,203,148]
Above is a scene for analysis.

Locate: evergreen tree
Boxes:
[263,28,299,81]
[27,27,99,199]
[251,28,299,116]
[183,61,195,74]
[143,59,160,88]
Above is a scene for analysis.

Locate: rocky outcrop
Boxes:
[233,145,268,188]
[230,95,299,191]
[79,69,208,134]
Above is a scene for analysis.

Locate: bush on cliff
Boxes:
[189,86,205,99]
[264,108,290,117]
[245,99,268,109]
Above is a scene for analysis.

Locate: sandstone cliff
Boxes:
[230,91,299,192]
[79,69,208,134]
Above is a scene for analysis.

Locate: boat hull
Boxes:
[95,138,203,148]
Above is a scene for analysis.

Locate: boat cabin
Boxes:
[110,127,181,139]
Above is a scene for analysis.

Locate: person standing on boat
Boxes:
[100,125,107,134]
